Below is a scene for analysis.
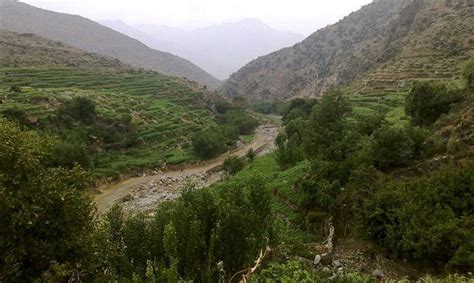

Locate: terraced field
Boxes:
[0,67,216,176]
[349,91,409,128]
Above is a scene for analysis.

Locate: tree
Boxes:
[57,96,97,125]
[303,89,352,161]
[192,127,227,159]
[215,100,234,114]
[224,110,259,135]
[0,118,94,281]
[405,82,460,126]
[370,126,415,170]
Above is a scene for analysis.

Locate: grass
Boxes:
[0,67,215,177]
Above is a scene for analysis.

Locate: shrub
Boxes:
[223,156,244,175]
[359,164,474,270]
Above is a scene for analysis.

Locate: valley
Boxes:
[94,123,280,214]
[1,0,473,282]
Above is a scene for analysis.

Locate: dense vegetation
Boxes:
[2,59,474,280]
[0,68,256,178]
[270,60,474,274]
[192,97,259,159]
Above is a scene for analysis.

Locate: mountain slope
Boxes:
[0,29,129,69]
[103,19,304,80]
[0,0,221,88]
[0,29,220,176]
[221,0,474,101]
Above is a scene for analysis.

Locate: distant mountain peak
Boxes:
[124,19,304,79]
[221,0,474,101]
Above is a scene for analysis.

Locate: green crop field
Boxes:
[0,67,216,177]
[349,90,409,127]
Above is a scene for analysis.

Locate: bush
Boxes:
[359,164,474,270]
[405,82,461,126]
[223,156,244,175]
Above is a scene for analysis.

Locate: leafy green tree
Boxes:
[370,126,415,170]
[0,118,94,281]
[192,127,227,159]
[304,89,352,161]
[405,82,460,126]
[57,96,97,125]
[215,100,234,114]
[163,222,179,282]
[224,110,259,135]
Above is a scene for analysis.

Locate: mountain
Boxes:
[221,0,474,101]
[0,29,130,70]
[102,19,304,80]
[0,0,221,88]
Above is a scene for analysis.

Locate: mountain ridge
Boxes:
[0,0,221,88]
[221,0,474,101]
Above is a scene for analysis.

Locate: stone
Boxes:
[314,255,322,265]
[332,259,342,268]
[372,269,384,278]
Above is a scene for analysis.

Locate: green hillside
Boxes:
[0,67,216,176]
[0,31,221,177]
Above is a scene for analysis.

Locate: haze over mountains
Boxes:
[0,0,221,88]
[101,19,304,80]
[222,0,474,101]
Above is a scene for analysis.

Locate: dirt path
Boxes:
[93,123,280,214]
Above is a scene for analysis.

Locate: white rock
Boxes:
[314,255,322,265]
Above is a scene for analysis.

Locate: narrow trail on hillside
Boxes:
[93,122,281,214]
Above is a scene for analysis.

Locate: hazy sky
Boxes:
[23,0,373,35]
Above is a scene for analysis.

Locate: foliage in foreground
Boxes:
[96,178,274,281]
[0,118,94,281]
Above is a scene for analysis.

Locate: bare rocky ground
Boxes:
[117,171,226,214]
